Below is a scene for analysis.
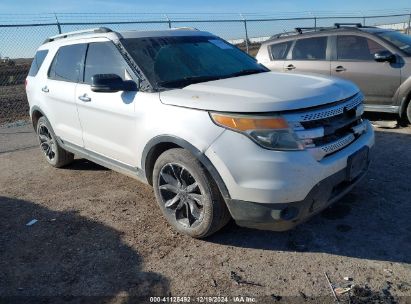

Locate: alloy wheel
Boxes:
[38,124,56,161]
[157,163,205,228]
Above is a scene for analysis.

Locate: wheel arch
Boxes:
[142,135,231,200]
[30,106,46,130]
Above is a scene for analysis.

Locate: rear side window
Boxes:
[269,41,292,60]
[292,37,327,60]
[84,42,128,84]
[337,35,387,61]
[28,50,48,76]
[48,44,87,82]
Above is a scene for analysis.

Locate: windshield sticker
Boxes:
[209,39,233,49]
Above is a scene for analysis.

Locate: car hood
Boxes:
[159,72,360,112]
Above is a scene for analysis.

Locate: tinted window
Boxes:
[48,44,86,82]
[337,35,387,61]
[28,50,48,76]
[121,36,267,89]
[84,42,128,84]
[269,41,292,60]
[292,37,327,60]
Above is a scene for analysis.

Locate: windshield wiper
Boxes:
[158,75,221,88]
[226,69,267,78]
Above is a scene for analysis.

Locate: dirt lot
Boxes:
[0,118,411,303]
[0,84,29,124]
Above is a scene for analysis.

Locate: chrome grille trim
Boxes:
[307,133,356,161]
[284,93,363,123]
[320,133,355,154]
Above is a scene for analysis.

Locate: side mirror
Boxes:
[91,74,137,93]
[374,51,396,63]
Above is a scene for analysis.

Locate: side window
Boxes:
[337,35,387,61]
[269,41,292,60]
[28,50,48,76]
[48,44,87,82]
[292,37,327,60]
[84,42,128,85]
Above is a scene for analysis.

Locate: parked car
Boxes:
[256,23,411,124]
[26,27,374,238]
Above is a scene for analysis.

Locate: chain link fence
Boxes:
[1,11,411,125]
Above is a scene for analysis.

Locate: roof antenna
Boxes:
[54,12,62,34]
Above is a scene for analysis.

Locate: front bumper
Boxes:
[225,165,368,231]
[205,120,374,231]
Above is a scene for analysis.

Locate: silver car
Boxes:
[256,24,411,124]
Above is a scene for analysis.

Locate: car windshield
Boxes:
[121,35,268,89]
[376,31,411,55]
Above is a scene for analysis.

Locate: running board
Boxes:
[364,104,399,114]
[57,138,148,184]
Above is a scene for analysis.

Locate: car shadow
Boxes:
[64,158,108,171]
[207,129,411,264]
[0,196,169,303]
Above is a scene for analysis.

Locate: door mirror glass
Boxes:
[374,50,396,63]
[91,74,137,93]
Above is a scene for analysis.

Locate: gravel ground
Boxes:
[0,118,410,304]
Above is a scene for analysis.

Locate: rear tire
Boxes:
[152,148,230,238]
[36,116,74,168]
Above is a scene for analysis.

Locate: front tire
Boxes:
[399,100,411,126]
[152,148,230,238]
[36,116,74,168]
[406,101,411,125]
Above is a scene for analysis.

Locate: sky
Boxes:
[0,0,410,15]
[1,0,410,58]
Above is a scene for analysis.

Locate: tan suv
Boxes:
[256,23,411,124]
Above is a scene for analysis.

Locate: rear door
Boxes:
[43,43,87,146]
[75,40,138,166]
[331,34,401,106]
[284,36,331,75]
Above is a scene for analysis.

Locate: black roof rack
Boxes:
[295,27,330,34]
[269,23,379,40]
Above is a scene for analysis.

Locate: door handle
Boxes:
[335,66,347,72]
[285,64,296,70]
[41,86,49,93]
[78,94,91,102]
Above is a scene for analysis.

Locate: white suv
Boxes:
[26,27,374,238]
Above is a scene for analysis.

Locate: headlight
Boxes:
[210,112,304,151]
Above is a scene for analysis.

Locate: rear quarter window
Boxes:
[28,50,48,77]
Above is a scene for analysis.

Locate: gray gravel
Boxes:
[1,121,410,303]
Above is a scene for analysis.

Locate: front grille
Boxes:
[283,93,366,161]
[285,93,363,122]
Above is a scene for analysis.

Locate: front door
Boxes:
[331,35,401,106]
[75,41,138,166]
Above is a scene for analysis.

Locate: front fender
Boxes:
[141,134,230,200]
